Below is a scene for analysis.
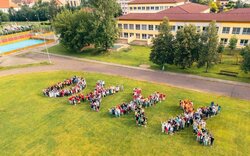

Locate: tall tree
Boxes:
[48,0,59,20]
[89,0,120,51]
[150,17,175,70]
[174,25,200,69]
[240,45,250,73]
[53,10,94,51]
[217,43,225,63]
[198,21,219,72]
[228,36,238,54]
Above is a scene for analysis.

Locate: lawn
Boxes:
[0,71,249,156]
[0,61,50,71]
[47,44,250,83]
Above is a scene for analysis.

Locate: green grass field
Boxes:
[47,44,250,83]
[0,71,249,156]
[0,61,51,71]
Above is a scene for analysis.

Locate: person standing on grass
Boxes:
[210,134,215,146]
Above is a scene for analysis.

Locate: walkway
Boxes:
[0,51,250,100]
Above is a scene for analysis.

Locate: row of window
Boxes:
[222,27,250,35]
[221,38,249,46]
[120,32,249,46]
[118,24,250,35]
[120,32,155,39]
[129,6,172,11]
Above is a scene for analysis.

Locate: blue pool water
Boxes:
[0,39,45,54]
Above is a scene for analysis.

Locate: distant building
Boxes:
[117,4,250,47]
[0,0,20,13]
[117,0,133,14]
[128,0,186,13]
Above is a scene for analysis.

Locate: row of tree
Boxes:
[8,0,61,22]
[150,18,218,72]
[53,0,120,51]
[150,18,250,73]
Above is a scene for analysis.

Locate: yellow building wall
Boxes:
[118,20,250,47]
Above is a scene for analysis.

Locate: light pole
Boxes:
[36,14,52,64]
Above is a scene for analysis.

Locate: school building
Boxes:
[117,1,250,47]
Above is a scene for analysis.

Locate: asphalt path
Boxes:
[0,52,250,100]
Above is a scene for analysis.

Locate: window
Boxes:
[136,33,140,39]
[148,34,153,39]
[171,26,176,31]
[222,27,230,34]
[151,6,154,10]
[216,27,219,32]
[123,24,128,29]
[119,33,123,38]
[142,34,147,39]
[142,24,147,30]
[177,26,183,30]
[232,27,241,34]
[242,28,250,35]
[129,24,134,30]
[220,38,228,45]
[202,27,208,32]
[130,33,134,37]
[197,26,201,32]
[155,6,159,10]
[148,25,154,30]
[142,7,145,10]
[134,7,137,10]
[155,25,159,31]
[124,33,128,38]
[136,24,140,30]
[146,7,150,10]
[160,6,164,10]
[118,24,122,29]
[138,7,141,10]
[130,7,133,10]
[240,39,248,46]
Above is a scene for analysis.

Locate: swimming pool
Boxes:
[0,39,45,54]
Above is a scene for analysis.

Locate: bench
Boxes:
[219,70,238,77]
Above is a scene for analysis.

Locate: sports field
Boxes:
[0,71,249,156]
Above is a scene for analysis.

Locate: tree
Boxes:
[0,11,10,23]
[174,25,200,69]
[240,45,250,73]
[89,0,120,51]
[210,1,219,13]
[150,17,175,70]
[48,0,59,20]
[198,21,219,72]
[217,43,225,63]
[228,36,238,54]
[53,10,95,51]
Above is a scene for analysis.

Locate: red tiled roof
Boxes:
[118,13,250,22]
[0,0,11,8]
[128,0,185,4]
[224,8,250,14]
[159,2,210,13]
[0,0,19,8]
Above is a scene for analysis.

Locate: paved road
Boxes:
[1,52,250,100]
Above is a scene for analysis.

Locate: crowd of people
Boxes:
[109,88,166,126]
[43,76,87,98]
[161,99,221,146]
[69,80,124,112]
